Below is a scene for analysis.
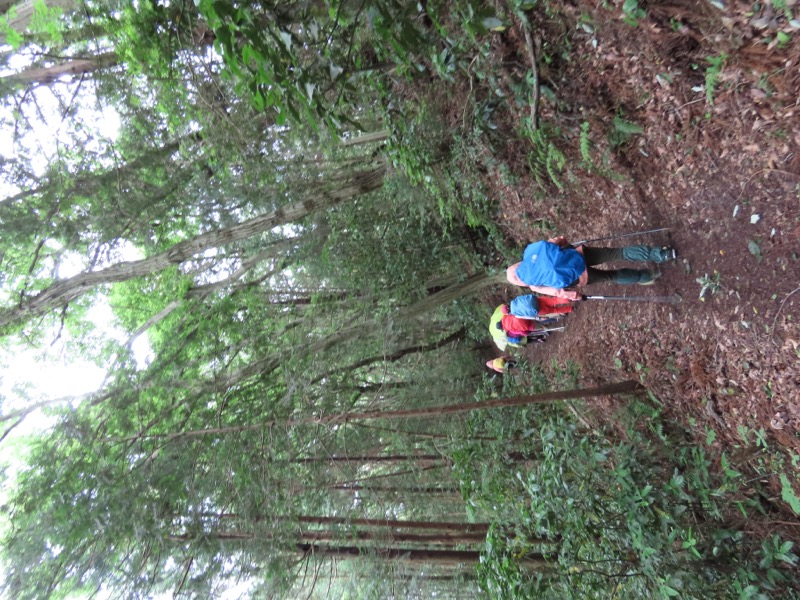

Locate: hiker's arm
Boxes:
[527,284,581,301]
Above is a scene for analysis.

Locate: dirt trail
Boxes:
[482,1,800,509]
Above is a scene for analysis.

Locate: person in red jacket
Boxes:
[499,303,569,341]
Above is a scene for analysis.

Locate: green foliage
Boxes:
[523,123,567,191]
[705,54,728,107]
[0,0,62,49]
[579,121,593,166]
[109,267,192,345]
[197,0,337,128]
[453,376,800,599]
[317,171,469,301]
[608,115,644,147]
[697,270,722,300]
[452,2,507,41]
[0,19,24,49]
[29,0,66,45]
[577,121,624,181]
[195,0,438,131]
[0,0,66,48]
[622,0,647,26]
[780,475,800,514]
[479,526,542,597]
[380,93,509,251]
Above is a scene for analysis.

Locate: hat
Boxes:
[485,358,506,373]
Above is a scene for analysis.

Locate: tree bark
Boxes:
[0,0,78,45]
[107,381,644,443]
[2,51,118,85]
[295,516,490,534]
[340,130,389,146]
[0,165,385,330]
[167,529,488,545]
[302,272,505,356]
[292,454,444,465]
[310,327,466,384]
[299,530,488,545]
[329,484,458,495]
[313,380,643,423]
[298,544,554,569]
[398,272,507,320]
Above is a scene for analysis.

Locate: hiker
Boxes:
[489,295,572,352]
[490,302,560,348]
[485,356,518,373]
[508,293,574,321]
[506,235,676,300]
[497,302,556,345]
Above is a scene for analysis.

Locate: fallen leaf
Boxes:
[747,239,763,262]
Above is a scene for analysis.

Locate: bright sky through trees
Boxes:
[0,60,132,442]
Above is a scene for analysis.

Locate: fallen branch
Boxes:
[770,286,800,342]
[521,24,540,130]
[735,167,800,204]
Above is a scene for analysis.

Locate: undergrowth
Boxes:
[451,366,800,599]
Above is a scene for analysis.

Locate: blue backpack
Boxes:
[509,294,540,318]
[515,241,585,288]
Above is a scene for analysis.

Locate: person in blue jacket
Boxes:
[507,235,676,300]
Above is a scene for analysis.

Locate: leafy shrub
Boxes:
[452,376,800,599]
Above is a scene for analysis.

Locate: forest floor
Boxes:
[459,2,800,517]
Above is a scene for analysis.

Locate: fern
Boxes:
[609,116,644,147]
[780,474,800,514]
[525,126,567,191]
[528,154,546,188]
[579,121,593,166]
[613,116,644,135]
[705,54,727,107]
[545,142,565,191]
[526,128,548,188]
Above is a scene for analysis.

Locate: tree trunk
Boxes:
[398,272,507,320]
[2,51,118,85]
[340,130,389,146]
[329,484,458,495]
[303,272,505,356]
[329,464,443,488]
[296,516,490,534]
[0,0,77,44]
[0,165,385,330]
[312,380,644,423]
[292,454,444,465]
[299,529,488,545]
[298,544,554,569]
[310,327,466,384]
[168,529,488,545]
[107,381,644,443]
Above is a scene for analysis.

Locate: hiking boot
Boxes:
[637,270,662,286]
[652,246,677,263]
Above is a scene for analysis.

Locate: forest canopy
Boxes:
[1,0,799,598]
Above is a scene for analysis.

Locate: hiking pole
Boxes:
[573,227,670,247]
[534,326,566,333]
[582,294,682,304]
